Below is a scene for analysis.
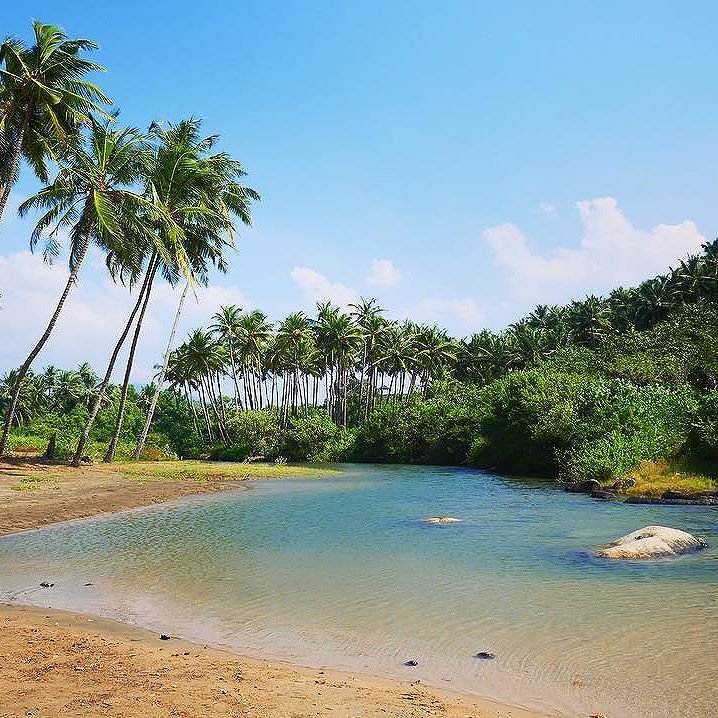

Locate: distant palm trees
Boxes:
[0,363,98,429]
[164,301,460,440]
[456,238,718,380]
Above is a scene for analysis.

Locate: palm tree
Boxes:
[131,281,190,459]
[0,118,150,455]
[0,21,111,224]
[277,312,316,420]
[567,295,614,348]
[314,304,361,426]
[209,305,244,408]
[236,310,274,410]
[101,118,258,462]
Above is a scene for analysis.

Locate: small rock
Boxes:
[590,489,615,500]
[159,634,171,640]
[421,517,463,524]
[84,583,93,587]
[475,652,495,660]
[404,659,419,667]
[39,581,54,588]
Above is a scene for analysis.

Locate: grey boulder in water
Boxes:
[596,525,707,559]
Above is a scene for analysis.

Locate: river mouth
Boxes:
[1,464,716,717]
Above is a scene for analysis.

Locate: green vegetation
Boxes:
[1,20,716,498]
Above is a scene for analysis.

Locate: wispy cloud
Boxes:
[0,250,250,382]
[484,197,705,305]
[368,258,401,288]
[290,266,358,308]
[538,202,558,218]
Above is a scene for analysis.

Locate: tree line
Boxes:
[165,299,457,443]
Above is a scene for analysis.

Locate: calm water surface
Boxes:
[1,464,716,717]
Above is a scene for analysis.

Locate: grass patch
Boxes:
[619,460,717,497]
[119,460,341,484]
[10,474,61,491]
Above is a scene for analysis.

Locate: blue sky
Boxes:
[1,2,717,379]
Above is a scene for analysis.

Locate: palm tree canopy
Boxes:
[0,21,112,186]
[18,116,153,270]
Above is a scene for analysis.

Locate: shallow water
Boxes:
[1,464,717,716]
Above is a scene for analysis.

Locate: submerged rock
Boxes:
[39,581,54,588]
[421,517,463,524]
[596,526,707,559]
[159,634,171,640]
[564,479,601,494]
[475,651,495,660]
[404,659,418,667]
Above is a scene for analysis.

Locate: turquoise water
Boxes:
[1,464,717,717]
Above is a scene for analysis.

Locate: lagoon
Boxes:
[1,464,716,717]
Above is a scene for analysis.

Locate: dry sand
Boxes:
[0,459,551,717]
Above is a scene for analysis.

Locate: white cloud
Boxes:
[0,250,250,383]
[368,258,401,288]
[484,197,705,305]
[538,202,558,217]
[290,266,358,308]
[414,296,483,332]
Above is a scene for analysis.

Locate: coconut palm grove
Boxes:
[1,20,718,496]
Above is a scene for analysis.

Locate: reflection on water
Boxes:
[1,464,717,717]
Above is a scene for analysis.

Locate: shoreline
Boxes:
[0,458,553,717]
[0,458,337,537]
[1,603,550,717]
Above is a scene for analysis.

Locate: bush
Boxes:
[223,409,282,460]
[350,385,483,465]
[691,390,718,466]
[282,409,343,461]
[466,368,698,482]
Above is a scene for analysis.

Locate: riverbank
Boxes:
[0,604,547,718]
[0,458,336,536]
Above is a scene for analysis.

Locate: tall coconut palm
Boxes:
[314,305,362,425]
[0,118,151,455]
[0,21,111,224]
[116,119,258,461]
[236,310,273,410]
[209,304,244,407]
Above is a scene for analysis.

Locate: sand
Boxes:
[0,459,550,717]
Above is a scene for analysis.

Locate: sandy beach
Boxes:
[0,459,550,718]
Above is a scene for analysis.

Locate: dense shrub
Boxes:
[222,409,282,460]
[350,386,483,465]
[282,409,344,461]
[467,369,697,482]
[690,391,718,466]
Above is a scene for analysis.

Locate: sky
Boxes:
[1,1,717,381]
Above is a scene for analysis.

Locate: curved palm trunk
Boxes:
[71,263,155,466]
[0,106,32,226]
[0,235,90,455]
[132,281,189,460]
[103,257,159,462]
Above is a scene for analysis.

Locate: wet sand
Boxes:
[0,605,548,718]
